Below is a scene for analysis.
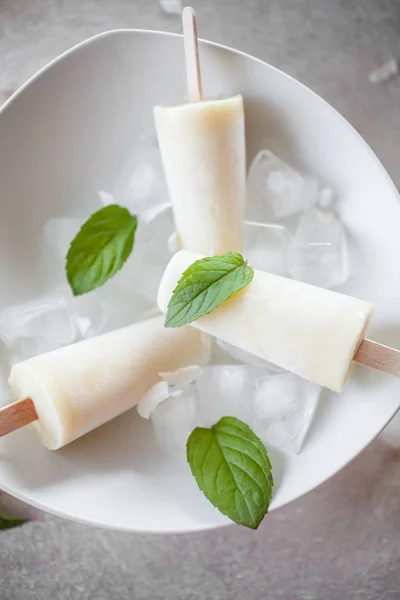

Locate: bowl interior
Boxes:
[0,30,399,532]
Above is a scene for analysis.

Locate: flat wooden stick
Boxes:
[0,397,37,437]
[353,338,400,377]
[182,6,203,102]
[0,339,398,440]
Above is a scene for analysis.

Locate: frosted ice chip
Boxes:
[0,295,78,363]
[43,218,84,263]
[287,207,348,289]
[247,150,318,221]
[151,387,197,456]
[104,135,168,215]
[137,381,170,419]
[160,365,203,387]
[251,373,321,454]
[244,220,291,275]
[216,339,285,374]
[159,0,183,15]
[195,365,265,427]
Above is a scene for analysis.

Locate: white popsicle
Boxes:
[154,95,246,254]
[8,315,210,449]
[157,250,374,392]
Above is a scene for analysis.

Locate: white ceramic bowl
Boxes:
[0,30,399,533]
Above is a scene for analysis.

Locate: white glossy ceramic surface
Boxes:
[0,30,399,533]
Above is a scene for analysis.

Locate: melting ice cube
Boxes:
[244,220,291,275]
[251,373,321,454]
[195,365,265,427]
[0,295,78,364]
[42,204,174,331]
[67,293,108,339]
[247,150,318,221]
[100,135,168,216]
[0,288,110,365]
[112,202,175,301]
[287,207,348,289]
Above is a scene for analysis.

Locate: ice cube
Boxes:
[251,373,321,454]
[0,287,110,364]
[287,207,348,289]
[70,202,174,330]
[43,217,84,264]
[195,365,265,427]
[112,202,175,301]
[247,150,318,221]
[102,135,168,215]
[0,295,78,363]
[318,187,334,209]
[43,186,172,333]
[151,387,197,457]
[67,293,108,339]
[159,0,183,15]
[216,339,285,373]
[244,220,291,275]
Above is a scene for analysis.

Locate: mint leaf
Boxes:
[66,205,137,296]
[165,253,254,328]
[0,514,28,530]
[187,416,273,529]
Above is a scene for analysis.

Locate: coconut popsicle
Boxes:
[157,250,374,392]
[154,96,246,255]
[7,315,210,449]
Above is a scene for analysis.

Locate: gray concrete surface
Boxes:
[1,0,400,598]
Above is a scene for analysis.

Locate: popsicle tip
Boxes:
[182,4,203,102]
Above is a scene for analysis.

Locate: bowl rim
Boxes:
[0,28,399,533]
[1,27,398,200]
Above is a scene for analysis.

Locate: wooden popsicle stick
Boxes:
[182,6,203,102]
[0,339,398,440]
[353,338,400,377]
[0,397,37,437]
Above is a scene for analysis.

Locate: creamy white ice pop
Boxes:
[157,250,374,392]
[8,315,210,449]
[154,95,246,254]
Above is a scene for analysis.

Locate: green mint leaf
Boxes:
[66,205,137,296]
[165,253,254,328]
[0,514,28,530]
[187,416,273,529]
